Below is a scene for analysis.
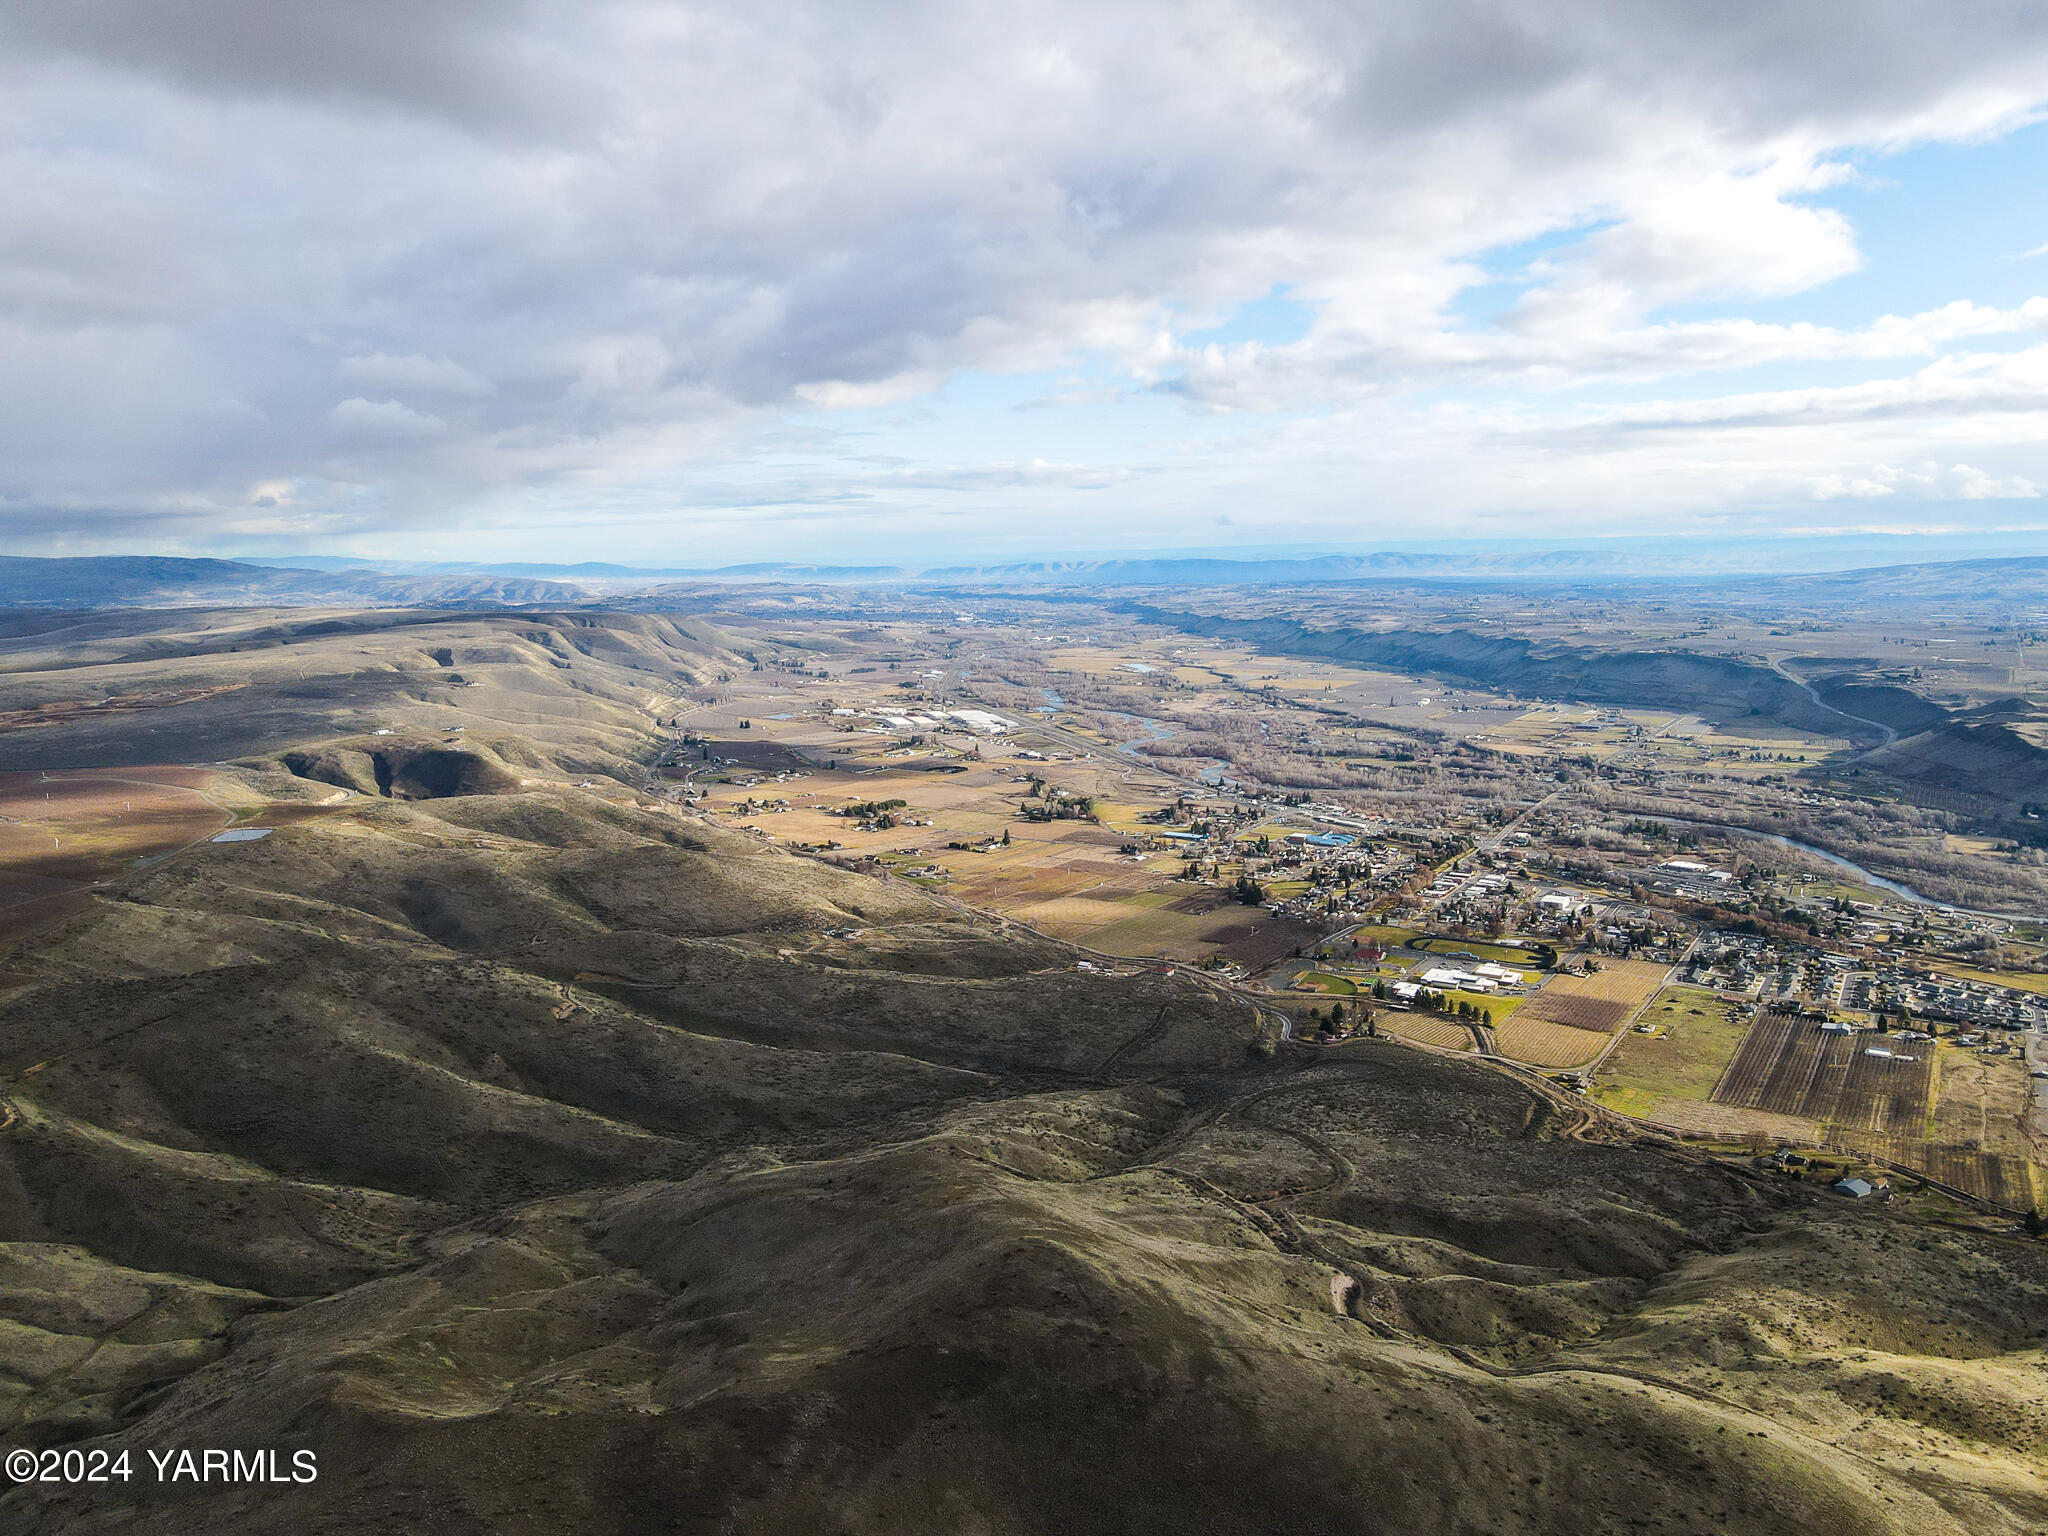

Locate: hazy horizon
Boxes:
[152,528,2048,579]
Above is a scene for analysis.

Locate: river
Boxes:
[1642,814,1972,911]
[1108,712,1176,757]
[1743,830,1932,905]
[1105,713,1237,787]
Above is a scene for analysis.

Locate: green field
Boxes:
[1591,986,1752,1116]
[1295,970,1358,995]
[1441,988,1520,1021]
[1340,926,1546,971]
[1408,934,1546,967]
[1346,924,1421,948]
[1937,963,2048,996]
[1389,986,1522,1022]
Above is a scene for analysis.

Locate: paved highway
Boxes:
[1767,654,1898,748]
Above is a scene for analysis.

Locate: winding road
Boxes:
[1767,655,1897,749]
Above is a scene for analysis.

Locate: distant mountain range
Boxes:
[235,551,1639,585]
[243,548,2048,592]
[1725,555,2048,602]
[0,556,588,610]
[2,549,2046,608]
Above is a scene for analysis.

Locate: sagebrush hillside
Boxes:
[0,607,2043,1535]
[0,779,2041,1534]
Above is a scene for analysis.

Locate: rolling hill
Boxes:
[0,557,592,611]
[0,610,2042,1534]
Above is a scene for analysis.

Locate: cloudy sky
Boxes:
[8,1,2048,566]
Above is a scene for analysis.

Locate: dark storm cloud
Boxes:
[0,0,541,123]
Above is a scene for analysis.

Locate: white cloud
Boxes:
[338,353,493,397]
[2,1,2048,549]
[1566,343,2048,432]
[1805,463,2040,502]
[1167,298,2048,411]
[1949,464,2040,499]
[329,397,447,440]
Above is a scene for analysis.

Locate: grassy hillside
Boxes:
[0,607,729,771]
[0,615,2044,1534]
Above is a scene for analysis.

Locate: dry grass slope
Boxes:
[0,612,2041,1535]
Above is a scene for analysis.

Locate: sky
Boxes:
[8,1,2048,568]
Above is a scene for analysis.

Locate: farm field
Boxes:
[1909,1142,2044,1212]
[0,766,266,943]
[686,736,1255,961]
[1918,1048,2044,1210]
[1433,987,1520,1020]
[1706,1009,2043,1206]
[1933,1047,2038,1160]
[1636,1099,1822,1144]
[1711,1011,1935,1138]
[1490,1016,1610,1068]
[1377,1012,1477,1052]
[1082,896,1317,968]
[1513,957,1669,1033]
[1591,986,1753,1118]
[685,702,1357,969]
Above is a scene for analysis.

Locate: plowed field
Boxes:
[1515,958,1669,1033]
